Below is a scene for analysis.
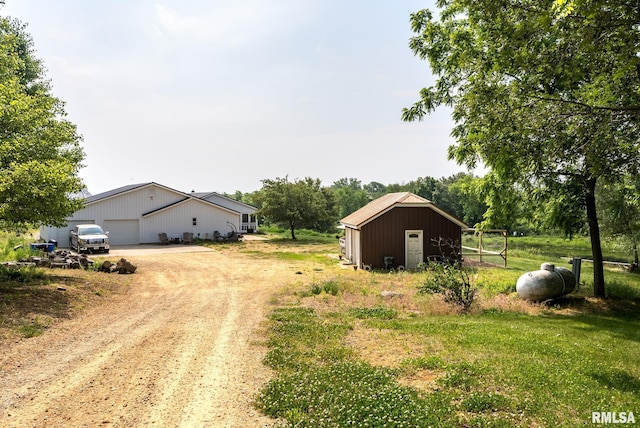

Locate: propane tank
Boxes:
[516,263,576,301]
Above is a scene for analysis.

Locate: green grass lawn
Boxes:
[256,234,640,427]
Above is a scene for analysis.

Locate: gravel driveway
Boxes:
[0,245,281,427]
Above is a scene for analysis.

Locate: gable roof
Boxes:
[340,192,468,229]
[190,191,257,211]
[83,182,239,215]
[85,183,153,204]
[142,196,238,217]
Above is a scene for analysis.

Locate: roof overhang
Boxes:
[341,201,468,230]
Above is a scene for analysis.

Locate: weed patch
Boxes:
[349,306,398,320]
[18,316,50,338]
[256,361,456,427]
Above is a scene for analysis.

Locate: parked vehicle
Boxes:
[69,224,110,254]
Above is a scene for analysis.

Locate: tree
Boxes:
[363,181,387,200]
[448,174,487,227]
[331,178,370,219]
[597,176,640,267]
[254,176,337,239]
[403,0,640,297]
[0,17,85,231]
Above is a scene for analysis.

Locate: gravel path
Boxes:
[0,249,279,427]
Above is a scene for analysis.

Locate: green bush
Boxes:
[308,279,340,296]
[418,262,477,311]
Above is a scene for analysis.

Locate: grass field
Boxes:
[1,230,638,426]
[256,231,640,427]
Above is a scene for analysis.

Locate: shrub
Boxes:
[418,262,477,311]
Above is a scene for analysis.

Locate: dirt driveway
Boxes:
[0,244,288,427]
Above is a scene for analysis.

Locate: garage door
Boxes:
[103,220,140,245]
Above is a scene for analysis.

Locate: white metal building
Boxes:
[190,191,258,233]
[40,183,246,247]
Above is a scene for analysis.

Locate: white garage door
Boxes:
[103,220,140,245]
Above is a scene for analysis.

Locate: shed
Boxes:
[40,183,243,247]
[340,192,468,270]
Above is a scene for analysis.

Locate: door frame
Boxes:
[405,230,424,269]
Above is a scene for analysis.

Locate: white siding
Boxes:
[344,227,361,267]
[141,199,239,244]
[201,194,258,232]
[70,185,182,223]
[353,229,361,268]
[345,228,353,262]
[42,184,241,247]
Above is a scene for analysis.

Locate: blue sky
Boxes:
[3,1,466,195]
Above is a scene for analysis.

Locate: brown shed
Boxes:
[340,192,468,270]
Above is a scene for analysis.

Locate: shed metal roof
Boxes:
[340,192,468,229]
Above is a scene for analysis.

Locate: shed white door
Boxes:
[405,230,423,269]
[103,220,139,245]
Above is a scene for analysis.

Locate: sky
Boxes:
[2,0,467,195]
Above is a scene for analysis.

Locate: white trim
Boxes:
[405,230,424,269]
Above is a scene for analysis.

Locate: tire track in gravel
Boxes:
[0,250,278,428]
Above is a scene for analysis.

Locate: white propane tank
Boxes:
[516,263,576,301]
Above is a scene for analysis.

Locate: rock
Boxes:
[381,291,403,298]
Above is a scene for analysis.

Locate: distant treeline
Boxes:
[226,173,485,231]
[225,173,640,259]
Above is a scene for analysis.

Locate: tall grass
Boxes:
[0,232,38,263]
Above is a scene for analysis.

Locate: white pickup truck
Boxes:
[69,224,110,254]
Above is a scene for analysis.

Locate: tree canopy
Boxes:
[254,176,336,240]
[0,17,85,231]
[403,0,640,297]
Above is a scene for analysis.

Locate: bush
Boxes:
[309,279,340,296]
[418,262,477,311]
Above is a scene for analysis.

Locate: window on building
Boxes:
[192,217,197,226]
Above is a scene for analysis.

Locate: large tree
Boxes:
[254,176,336,240]
[403,0,640,297]
[331,178,371,219]
[597,176,640,267]
[0,17,85,231]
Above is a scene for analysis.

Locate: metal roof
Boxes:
[191,191,258,211]
[82,182,240,215]
[340,191,468,229]
[84,183,154,204]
